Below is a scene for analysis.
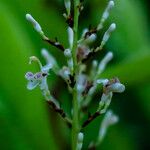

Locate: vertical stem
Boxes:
[72,0,80,150]
[72,89,79,150]
[72,0,79,70]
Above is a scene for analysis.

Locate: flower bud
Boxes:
[99,23,116,49]
[107,82,125,93]
[98,110,118,144]
[41,48,57,68]
[97,52,113,75]
[26,14,43,35]
[64,0,71,15]
[64,49,72,58]
[68,27,74,48]
[77,132,84,150]
[97,1,115,30]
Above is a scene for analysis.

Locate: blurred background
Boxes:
[0,0,150,149]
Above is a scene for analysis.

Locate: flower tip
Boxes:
[92,60,98,67]
[109,1,115,8]
[26,13,32,20]
[106,110,119,125]
[117,83,125,93]
[78,132,84,142]
[110,23,116,31]
[111,83,125,93]
[68,27,74,48]
[107,52,113,59]
[41,48,48,56]
[64,49,72,58]
[25,13,43,34]
[111,115,119,124]
[88,34,97,42]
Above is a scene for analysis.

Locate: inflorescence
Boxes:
[25,1,125,149]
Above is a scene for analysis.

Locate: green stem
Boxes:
[72,0,79,70]
[72,89,79,150]
[72,0,80,150]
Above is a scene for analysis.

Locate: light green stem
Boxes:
[72,0,79,70]
[72,0,80,150]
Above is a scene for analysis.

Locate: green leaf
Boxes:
[0,3,57,150]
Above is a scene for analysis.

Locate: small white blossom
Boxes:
[26,14,44,35]
[107,82,125,93]
[98,110,118,144]
[97,1,115,30]
[97,79,109,86]
[84,34,97,44]
[64,0,71,15]
[77,132,84,150]
[41,48,57,68]
[68,27,74,49]
[97,52,113,75]
[98,23,116,50]
[64,49,72,58]
[59,66,71,80]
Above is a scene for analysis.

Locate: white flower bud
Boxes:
[68,27,74,48]
[77,84,84,92]
[98,52,113,75]
[98,110,118,144]
[103,23,116,42]
[64,0,71,15]
[64,49,72,58]
[102,1,114,20]
[78,132,84,143]
[84,34,97,44]
[59,67,70,80]
[108,23,116,32]
[63,69,70,79]
[76,74,87,93]
[68,59,73,71]
[97,1,115,30]
[41,48,57,68]
[81,28,88,38]
[104,111,119,125]
[92,60,98,68]
[90,60,98,79]
[77,132,84,150]
[107,83,125,93]
[99,92,113,114]
[101,23,116,47]
[26,14,43,34]
[97,79,109,86]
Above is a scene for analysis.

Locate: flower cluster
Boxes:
[25,0,125,149]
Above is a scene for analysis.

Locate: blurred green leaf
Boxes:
[0,2,57,150]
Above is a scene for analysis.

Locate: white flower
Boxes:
[97,1,115,30]
[68,27,74,49]
[25,55,52,90]
[26,13,44,35]
[97,23,116,50]
[97,52,113,75]
[77,132,84,150]
[64,0,71,15]
[98,110,118,143]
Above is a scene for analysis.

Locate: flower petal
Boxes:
[42,64,52,73]
[34,72,43,80]
[27,80,39,90]
[25,72,34,80]
[39,77,47,90]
